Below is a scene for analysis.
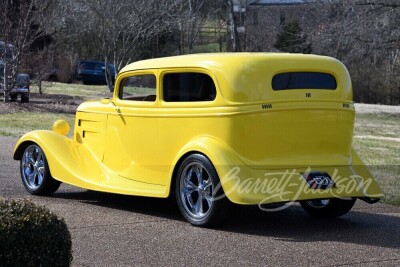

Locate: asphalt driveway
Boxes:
[1,136,399,266]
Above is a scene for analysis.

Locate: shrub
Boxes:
[274,20,312,54]
[0,198,73,266]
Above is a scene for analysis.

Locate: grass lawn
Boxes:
[30,82,111,99]
[353,113,400,205]
[0,112,75,138]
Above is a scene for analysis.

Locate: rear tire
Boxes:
[20,144,61,195]
[176,154,230,227]
[10,94,18,102]
[21,94,29,103]
[300,198,356,218]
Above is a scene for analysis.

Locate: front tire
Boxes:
[300,198,356,218]
[176,154,229,227]
[20,144,61,195]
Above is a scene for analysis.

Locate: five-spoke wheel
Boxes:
[20,144,61,195]
[180,162,214,219]
[176,154,229,227]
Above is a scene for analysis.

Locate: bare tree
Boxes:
[28,47,55,94]
[66,1,179,70]
[0,0,55,102]
[226,0,241,52]
[56,0,186,90]
[313,0,400,104]
[162,0,226,54]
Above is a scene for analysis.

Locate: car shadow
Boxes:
[52,189,400,250]
[52,189,183,222]
[224,204,400,250]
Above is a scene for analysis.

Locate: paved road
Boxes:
[1,136,399,266]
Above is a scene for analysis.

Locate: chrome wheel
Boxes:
[21,145,46,190]
[180,162,214,219]
[20,143,61,195]
[305,199,330,209]
[176,154,230,226]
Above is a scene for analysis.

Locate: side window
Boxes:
[163,73,216,102]
[119,74,156,101]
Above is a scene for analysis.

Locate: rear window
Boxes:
[272,72,337,90]
[163,73,216,102]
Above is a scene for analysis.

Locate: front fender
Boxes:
[14,130,101,186]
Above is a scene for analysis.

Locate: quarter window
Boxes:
[163,73,216,102]
[272,72,337,90]
[119,74,156,101]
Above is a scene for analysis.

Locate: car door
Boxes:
[102,70,164,185]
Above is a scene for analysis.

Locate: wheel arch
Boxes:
[13,132,68,179]
[169,150,211,197]
[13,140,35,160]
[165,136,241,198]
[13,130,91,186]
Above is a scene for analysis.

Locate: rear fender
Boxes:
[166,136,242,197]
[350,148,383,199]
[165,140,384,204]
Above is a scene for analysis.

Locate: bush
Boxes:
[0,199,73,266]
[274,20,312,54]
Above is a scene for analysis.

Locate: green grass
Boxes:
[30,82,111,99]
[0,112,75,138]
[192,43,224,53]
[354,113,400,139]
[353,113,400,205]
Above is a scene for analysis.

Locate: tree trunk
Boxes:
[3,65,10,102]
[3,91,10,103]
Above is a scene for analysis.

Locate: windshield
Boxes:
[16,75,30,87]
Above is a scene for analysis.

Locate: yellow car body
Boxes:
[14,53,383,225]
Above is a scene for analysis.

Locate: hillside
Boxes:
[244,0,400,105]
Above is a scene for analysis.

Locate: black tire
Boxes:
[300,198,356,218]
[175,154,230,227]
[10,94,18,102]
[20,144,61,195]
[21,94,29,103]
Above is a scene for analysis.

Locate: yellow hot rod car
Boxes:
[14,53,383,226]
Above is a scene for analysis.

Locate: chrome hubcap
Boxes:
[306,199,330,209]
[180,162,214,219]
[21,145,46,190]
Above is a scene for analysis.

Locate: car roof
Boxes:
[120,52,338,73]
[118,53,350,103]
